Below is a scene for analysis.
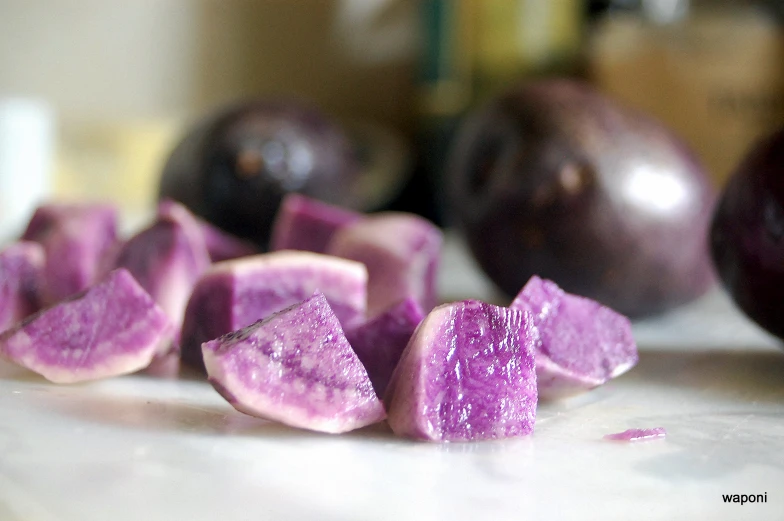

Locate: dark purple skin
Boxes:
[344,297,425,397]
[448,79,716,318]
[21,203,119,305]
[710,126,784,340]
[158,100,360,249]
[0,242,44,331]
[270,193,363,253]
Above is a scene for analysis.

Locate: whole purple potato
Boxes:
[710,126,784,339]
[447,79,716,318]
[159,100,360,249]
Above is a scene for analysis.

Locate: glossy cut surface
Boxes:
[0,269,174,383]
[448,79,716,317]
[385,300,537,442]
[710,126,784,340]
[203,292,385,433]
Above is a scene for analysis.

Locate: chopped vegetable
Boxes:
[326,212,442,317]
[385,300,538,442]
[603,427,667,442]
[180,251,367,372]
[270,193,363,254]
[344,296,424,397]
[157,199,257,262]
[0,269,174,383]
[511,276,638,399]
[21,202,119,306]
[113,207,211,342]
[203,292,385,434]
[0,242,44,332]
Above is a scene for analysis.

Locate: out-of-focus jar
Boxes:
[587,0,784,186]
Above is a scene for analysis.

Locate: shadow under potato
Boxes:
[21,377,394,441]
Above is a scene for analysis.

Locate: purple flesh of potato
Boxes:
[180,250,367,372]
[158,199,256,262]
[603,427,666,442]
[270,193,363,253]
[0,268,175,383]
[114,210,211,344]
[203,291,385,434]
[21,203,119,306]
[326,212,442,317]
[511,276,638,399]
[344,296,424,397]
[385,300,538,442]
[0,242,45,331]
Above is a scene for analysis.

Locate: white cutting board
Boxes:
[1,236,783,521]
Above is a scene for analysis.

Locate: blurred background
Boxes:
[1,0,783,227]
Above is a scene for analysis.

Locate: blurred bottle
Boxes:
[587,0,784,186]
[0,98,54,237]
[413,0,584,224]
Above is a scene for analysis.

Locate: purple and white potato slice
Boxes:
[511,276,638,399]
[326,212,442,317]
[204,292,385,434]
[181,251,367,372]
[114,210,211,343]
[0,268,175,383]
[0,242,45,331]
[21,202,119,306]
[344,296,424,397]
[385,300,538,442]
[270,193,363,254]
[157,199,256,262]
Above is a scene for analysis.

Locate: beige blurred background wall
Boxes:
[0,0,418,210]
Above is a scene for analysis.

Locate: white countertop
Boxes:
[1,236,783,521]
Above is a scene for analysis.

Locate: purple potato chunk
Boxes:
[0,242,45,331]
[181,251,367,372]
[326,212,442,317]
[511,276,638,399]
[270,193,363,254]
[203,292,385,433]
[21,202,119,305]
[114,208,211,344]
[603,427,666,442]
[158,199,257,262]
[0,268,175,383]
[344,296,424,397]
[710,126,784,341]
[385,300,538,442]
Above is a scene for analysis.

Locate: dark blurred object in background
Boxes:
[408,0,584,226]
